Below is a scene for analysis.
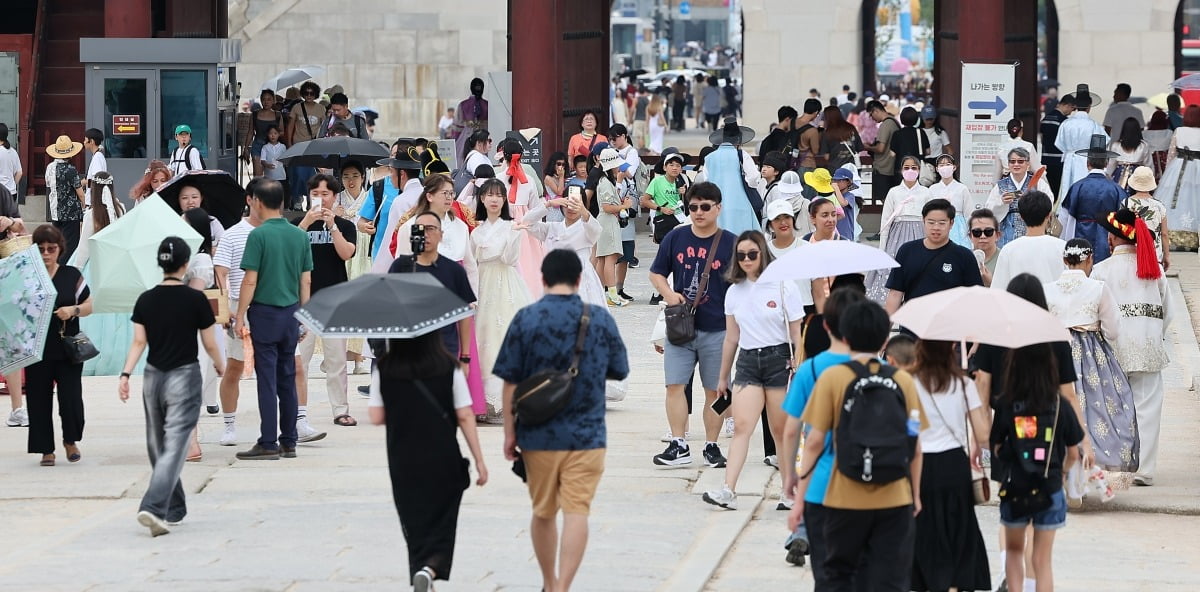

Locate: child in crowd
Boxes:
[883,333,916,369]
[260,125,288,197]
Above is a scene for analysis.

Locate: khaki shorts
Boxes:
[524,448,605,519]
[226,297,244,362]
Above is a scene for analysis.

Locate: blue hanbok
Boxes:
[1059,172,1127,263]
[704,144,759,235]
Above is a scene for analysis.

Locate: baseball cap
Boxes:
[921,105,937,119]
[175,124,192,135]
[590,141,611,157]
[764,199,793,222]
[599,148,630,172]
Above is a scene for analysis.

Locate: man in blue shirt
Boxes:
[493,249,629,592]
[781,287,866,580]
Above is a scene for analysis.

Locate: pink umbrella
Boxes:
[890,57,913,74]
[891,286,1069,349]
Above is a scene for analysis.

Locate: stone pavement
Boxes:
[3,238,1200,591]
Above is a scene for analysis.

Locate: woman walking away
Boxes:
[26,224,93,466]
[1156,104,1200,250]
[368,331,487,592]
[1124,166,1170,269]
[1108,117,1151,191]
[1043,238,1137,499]
[991,289,1084,592]
[118,236,224,536]
[909,340,992,592]
[704,230,804,510]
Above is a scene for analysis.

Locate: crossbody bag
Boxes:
[512,304,590,426]
[664,231,722,345]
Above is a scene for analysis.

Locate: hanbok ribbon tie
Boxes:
[507,154,528,204]
[1170,148,1200,207]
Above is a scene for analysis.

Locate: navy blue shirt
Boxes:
[389,254,476,355]
[649,226,737,333]
[492,294,629,451]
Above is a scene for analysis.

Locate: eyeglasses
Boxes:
[924,219,949,227]
[970,227,997,238]
[736,250,760,262]
[435,190,455,197]
[688,203,715,212]
[38,244,59,254]
[1008,159,1028,165]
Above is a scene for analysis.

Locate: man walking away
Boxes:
[234,180,313,460]
[867,101,900,203]
[991,191,1066,288]
[494,250,629,592]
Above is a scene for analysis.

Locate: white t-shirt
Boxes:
[212,219,253,299]
[924,128,951,158]
[0,145,21,193]
[765,236,814,307]
[464,150,492,176]
[438,116,455,132]
[991,234,1066,290]
[369,367,471,409]
[916,376,982,453]
[260,142,288,181]
[724,278,805,349]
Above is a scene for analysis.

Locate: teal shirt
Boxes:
[240,217,313,307]
[782,351,852,505]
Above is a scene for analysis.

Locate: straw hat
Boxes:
[1127,166,1157,193]
[45,135,83,159]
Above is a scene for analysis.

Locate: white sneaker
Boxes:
[136,510,170,537]
[219,423,237,446]
[296,421,327,443]
[6,407,29,427]
[702,485,738,510]
[722,417,735,437]
[764,455,779,469]
[777,496,794,511]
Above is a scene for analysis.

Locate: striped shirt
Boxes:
[213,219,254,299]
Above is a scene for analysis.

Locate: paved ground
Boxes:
[3,237,1200,591]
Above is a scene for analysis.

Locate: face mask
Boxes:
[937,165,955,179]
[902,169,920,182]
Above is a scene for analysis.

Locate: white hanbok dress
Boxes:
[528,215,604,307]
[472,219,533,413]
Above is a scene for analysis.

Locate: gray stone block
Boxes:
[416,30,461,65]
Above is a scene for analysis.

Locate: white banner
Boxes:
[960,63,1016,211]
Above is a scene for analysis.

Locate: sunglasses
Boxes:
[736,250,760,262]
[38,244,60,253]
[1008,159,1028,165]
[970,228,997,238]
[688,203,715,212]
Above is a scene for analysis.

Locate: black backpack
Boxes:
[834,360,916,485]
[171,145,205,172]
[997,397,1061,518]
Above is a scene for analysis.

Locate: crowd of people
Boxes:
[0,72,1188,592]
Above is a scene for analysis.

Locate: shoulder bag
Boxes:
[203,282,230,325]
[664,230,722,345]
[513,304,591,426]
[924,378,991,504]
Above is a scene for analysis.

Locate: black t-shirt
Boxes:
[131,284,216,371]
[989,394,1084,492]
[292,215,357,295]
[974,342,1077,406]
[889,127,928,172]
[389,254,476,355]
[584,166,603,217]
[43,265,90,361]
[885,240,982,301]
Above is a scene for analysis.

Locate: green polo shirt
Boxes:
[240,217,313,307]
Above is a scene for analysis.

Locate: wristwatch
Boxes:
[120,372,131,379]
[458,355,472,364]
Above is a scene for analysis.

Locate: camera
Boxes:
[410,224,427,254]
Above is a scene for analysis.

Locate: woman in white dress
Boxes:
[595,148,633,307]
[647,95,667,154]
[1156,105,1200,250]
[866,155,930,302]
[527,194,603,306]
[472,179,533,420]
[181,208,221,461]
[339,160,375,373]
[927,154,972,248]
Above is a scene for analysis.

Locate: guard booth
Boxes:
[81,38,241,206]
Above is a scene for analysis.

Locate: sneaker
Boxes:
[413,567,434,592]
[629,257,640,269]
[356,385,371,398]
[1133,474,1154,486]
[764,455,779,469]
[652,440,693,466]
[296,421,327,443]
[235,444,281,460]
[703,443,727,468]
[6,407,29,427]
[702,485,737,510]
[205,405,219,415]
[618,290,635,302]
[606,293,628,307]
[280,445,296,459]
[785,536,809,566]
[722,417,735,437]
[136,510,171,537]
[649,294,663,306]
[777,497,794,511]
[219,423,237,446]
[659,429,690,442]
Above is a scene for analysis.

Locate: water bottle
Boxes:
[906,410,921,437]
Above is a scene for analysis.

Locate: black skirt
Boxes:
[911,448,991,592]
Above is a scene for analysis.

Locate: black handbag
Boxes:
[512,305,590,426]
[60,326,99,364]
[663,230,722,346]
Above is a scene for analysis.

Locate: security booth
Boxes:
[80,38,241,207]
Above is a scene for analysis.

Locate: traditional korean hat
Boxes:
[1075,134,1120,159]
[1064,83,1102,109]
[709,116,756,146]
[45,135,83,159]
[1098,208,1161,279]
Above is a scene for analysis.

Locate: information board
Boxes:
[959,63,1016,210]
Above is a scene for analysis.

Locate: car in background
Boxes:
[639,69,729,93]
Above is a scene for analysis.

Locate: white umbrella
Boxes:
[758,239,898,284]
[262,65,325,91]
[891,286,1070,349]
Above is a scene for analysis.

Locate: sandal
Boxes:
[40,454,55,467]
[333,414,358,427]
[64,443,81,463]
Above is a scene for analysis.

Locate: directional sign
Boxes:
[960,63,1016,211]
[112,114,141,136]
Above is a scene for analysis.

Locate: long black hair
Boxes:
[1000,273,1059,413]
[543,151,568,178]
[1118,117,1144,152]
[474,178,511,222]
[377,332,456,382]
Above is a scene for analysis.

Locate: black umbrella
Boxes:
[278,137,390,169]
[155,170,246,229]
[294,273,474,338]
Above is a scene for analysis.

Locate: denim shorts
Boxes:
[733,344,792,389]
[663,329,724,390]
[999,489,1067,531]
[250,137,267,158]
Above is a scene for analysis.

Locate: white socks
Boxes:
[223,412,236,427]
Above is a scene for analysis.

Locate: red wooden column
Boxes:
[510,0,562,155]
[105,0,152,38]
[933,0,1008,157]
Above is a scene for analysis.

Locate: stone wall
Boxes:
[231,0,507,140]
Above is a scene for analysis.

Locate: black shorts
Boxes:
[618,240,636,264]
[733,344,792,389]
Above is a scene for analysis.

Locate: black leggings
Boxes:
[25,358,85,454]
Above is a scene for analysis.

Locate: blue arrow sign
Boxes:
[967,95,1007,116]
